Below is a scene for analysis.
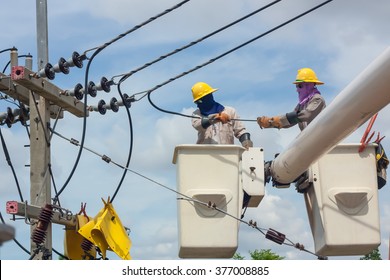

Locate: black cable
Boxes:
[48,164,61,208]
[145,0,334,117]
[110,85,134,203]
[28,248,39,260]
[52,247,69,260]
[0,48,14,55]
[83,0,191,56]
[0,128,24,201]
[54,0,191,201]
[115,0,282,84]
[2,55,30,73]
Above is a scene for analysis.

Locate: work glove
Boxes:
[214,112,230,124]
[257,116,282,129]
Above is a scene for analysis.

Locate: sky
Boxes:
[0,0,390,261]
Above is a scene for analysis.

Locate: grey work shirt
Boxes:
[192,106,248,144]
[279,93,326,131]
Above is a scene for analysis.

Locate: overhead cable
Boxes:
[109,88,134,203]
[143,0,334,118]
[82,0,192,57]
[113,0,282,85]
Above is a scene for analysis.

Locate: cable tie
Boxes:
[70,138,79,146]
[295,243,305,250]
[265,228,286,245]
[102,155,111,163]
[248,219,257,228]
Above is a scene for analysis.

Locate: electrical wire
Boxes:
[82,0,192,57]
[114,0,282,85]
[52,247,69,260]
[48,164,61,208]
[112,0,283,125]
[110,86,134,203]
[54,0,192,202]
[144,0,334,119]
[51,129,325,259]
[0,128,24,202]
[0,48,15,56]
[2,55,31,73]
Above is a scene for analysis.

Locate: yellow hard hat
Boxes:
[293,68,324,85]
[191,82,218,102]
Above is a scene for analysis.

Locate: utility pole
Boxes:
[2,0,86,260]
[29,0,52,260]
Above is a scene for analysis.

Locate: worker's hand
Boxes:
[215,112,230,124]
[257,116,282,129]
[257,116,271,129]
[241,139,253,150]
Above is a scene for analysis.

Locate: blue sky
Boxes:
[1,0,390,260]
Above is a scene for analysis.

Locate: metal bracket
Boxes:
[6,201,77,227]
[11,66,87,118]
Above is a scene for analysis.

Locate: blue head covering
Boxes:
[196,93,225,116]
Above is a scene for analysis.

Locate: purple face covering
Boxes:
[297,83,321,105]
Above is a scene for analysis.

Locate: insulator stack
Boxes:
[89,94,134,115]
[31,204,54,245]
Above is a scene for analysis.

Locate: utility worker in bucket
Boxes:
[257,68,326,131]
[191,82,253,149]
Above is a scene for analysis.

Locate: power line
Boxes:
[82,0,192,57]
[113,0,282,84]
[143,0,334,118]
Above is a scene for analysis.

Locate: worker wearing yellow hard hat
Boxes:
[257,68,326,131]
[191,81,253,149]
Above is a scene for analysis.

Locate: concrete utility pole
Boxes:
[2,0,85,260]
[29,0,52,260]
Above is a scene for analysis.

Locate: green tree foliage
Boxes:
[233,249,285,260]
[359,248,382,260]
[233,252,245,260]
